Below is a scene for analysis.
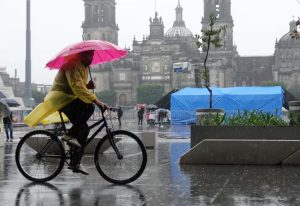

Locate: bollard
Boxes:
[141,132,156,149]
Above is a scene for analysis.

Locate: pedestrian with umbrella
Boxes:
[3,112,15,142]
[24,40,127,175]
[0,100,13,142]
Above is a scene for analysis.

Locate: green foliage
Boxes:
[198,112,225,126]
[96,90,117,106]
[195,13,226,88]
[136,84,164,104]
[224,110,288,126]
[31,90,46,104]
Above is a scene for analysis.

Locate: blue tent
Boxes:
[170,86,284,125]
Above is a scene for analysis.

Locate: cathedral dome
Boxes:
[165,1,193,38]
[276,20,300,48]
[165,26,193,38]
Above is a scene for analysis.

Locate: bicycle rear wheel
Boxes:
[94,130,147,184]
[15,130,65,182]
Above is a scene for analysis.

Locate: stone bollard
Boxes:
[288,101,300,125]
[141,132,156,149]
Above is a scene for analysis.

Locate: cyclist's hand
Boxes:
[94,99,107,113]
[86,80,96,89]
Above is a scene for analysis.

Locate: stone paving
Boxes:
[1,123,300,205]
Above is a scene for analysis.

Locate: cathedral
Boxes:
[81,0,300,105]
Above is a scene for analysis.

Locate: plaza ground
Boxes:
[1,122,300,205]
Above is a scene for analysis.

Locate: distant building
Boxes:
[0,67,51,107]
[274,19,300,89]
[83,0,200,105]
[81,0,300,105]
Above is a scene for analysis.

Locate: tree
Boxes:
[136,84,164,104]
[195,13,226,109]
[290,18,300,39]
[96,90,117,106]
[31,90,46,104]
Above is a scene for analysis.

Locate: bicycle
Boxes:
[15,107,147,184]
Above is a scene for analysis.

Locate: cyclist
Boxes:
[24,50,107,175]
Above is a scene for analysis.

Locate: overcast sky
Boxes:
[0,0,300,84]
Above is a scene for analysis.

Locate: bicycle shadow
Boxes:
[15,182,64,206]
[15,182,146,206]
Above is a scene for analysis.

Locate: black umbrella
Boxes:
[1,98,20,107]
[0,100,11,116]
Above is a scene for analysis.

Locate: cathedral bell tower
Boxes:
[202,0,233,51]
[201,0,235,87]
[82,0,118,45]
[149,12,164,40]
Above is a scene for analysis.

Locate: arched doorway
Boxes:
[119,93,127,106]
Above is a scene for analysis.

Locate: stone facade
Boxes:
[82,0,300,105]
[85,0,200,105]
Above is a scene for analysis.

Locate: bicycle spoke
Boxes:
[15,130,65,182]
[95,130,147,184]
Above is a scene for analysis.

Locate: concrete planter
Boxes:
[191,125,300,147]
[179,125,300,165]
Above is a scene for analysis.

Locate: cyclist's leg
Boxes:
[61,98,94,164]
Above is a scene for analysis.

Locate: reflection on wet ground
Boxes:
[1,125,300,205]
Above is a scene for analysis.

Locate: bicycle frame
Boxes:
[58,108,123,159]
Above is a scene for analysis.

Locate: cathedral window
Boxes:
[101,7,104,23]
[215,1,220,19]
[119,73,126,81]
[94,6,100,23]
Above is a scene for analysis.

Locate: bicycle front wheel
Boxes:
[15,130,65,182]
[94,130,147,184]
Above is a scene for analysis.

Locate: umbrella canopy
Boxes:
[0,100,11,117]
[46,40,127,69]
[146,104,158,110]
[1,98,20,107]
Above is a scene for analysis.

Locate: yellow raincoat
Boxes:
[24,58,96,127]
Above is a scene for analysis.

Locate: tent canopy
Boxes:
[170,86,284,124]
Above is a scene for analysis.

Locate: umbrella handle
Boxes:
[88,66,94,94]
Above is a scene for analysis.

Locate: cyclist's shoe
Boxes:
[62,135,81,148]
[69,164,89,175]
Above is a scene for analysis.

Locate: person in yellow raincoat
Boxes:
[24,50,107,175]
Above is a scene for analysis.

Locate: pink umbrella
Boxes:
[46,40,127,69]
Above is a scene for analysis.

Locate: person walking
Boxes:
[137,107,144,126]
[3,112,14,142]
[117,106,123,127]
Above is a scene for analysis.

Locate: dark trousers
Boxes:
[138,117,143,125]
[4,123,13,139]
[60,98,94,164]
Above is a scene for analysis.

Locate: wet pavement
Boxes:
[1,124,300,205]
